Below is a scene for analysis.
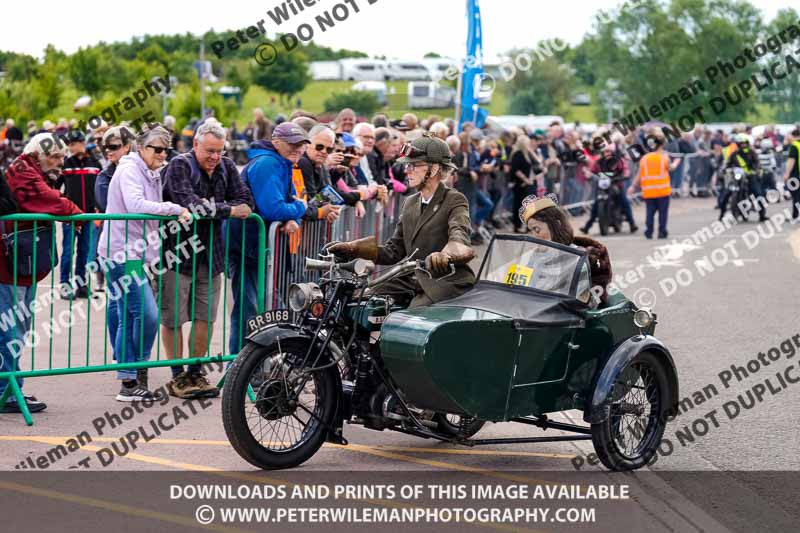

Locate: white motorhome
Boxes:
[423,58,459,81]
[340,59,387,81]
[385,61,431,81]
[408,82,457,109]
[310,61,343,81]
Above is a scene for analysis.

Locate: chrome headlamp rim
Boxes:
[633,308,654,329]
[288,282,323,313]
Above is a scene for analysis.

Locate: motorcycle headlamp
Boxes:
[633,308,654,329]
[288,283,323,313]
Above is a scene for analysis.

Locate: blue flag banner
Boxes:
[459,0,488,131]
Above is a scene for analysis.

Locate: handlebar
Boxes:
[306,257,376,276]
[368,260,421,288]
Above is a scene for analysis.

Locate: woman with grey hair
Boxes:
[98,125,191,402]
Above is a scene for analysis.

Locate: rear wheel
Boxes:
[433,413,486,439]
[222,340,338,470]
[591,352,672,471]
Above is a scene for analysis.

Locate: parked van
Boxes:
[352,81,388,106]
[423,58,459,81]
[408,82,457,109]
[310,61,343,81]
[340,59,387,81]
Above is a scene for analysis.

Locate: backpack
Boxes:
[0,168,18,216]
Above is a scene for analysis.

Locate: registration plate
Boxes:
[246,309,291,336]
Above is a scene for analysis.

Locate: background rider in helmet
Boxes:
[721,134,766,222]
[328,134,476,308]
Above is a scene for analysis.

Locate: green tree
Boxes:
[762,8,800,123]
[504,52,574,116]
[250,49,311,103]
[586,0,763,123]
[69,47,108,96]
[323,90,381,116]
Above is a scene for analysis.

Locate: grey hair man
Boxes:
[160,120,254,399]
[0,134,82,414]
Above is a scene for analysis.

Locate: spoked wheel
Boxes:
[222,340,338,470]
[433,413,486,439]
[591,352,672,471]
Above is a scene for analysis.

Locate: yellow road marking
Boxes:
[2,435,544,533]
[0,480,249,533]
[0,435,575,459]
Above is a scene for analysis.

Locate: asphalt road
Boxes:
[2,194,799,532]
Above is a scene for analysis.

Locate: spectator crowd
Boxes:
[1,105,799,413]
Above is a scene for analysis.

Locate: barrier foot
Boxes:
[2,378,34,426]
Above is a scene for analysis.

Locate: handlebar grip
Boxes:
[306,258,334,271]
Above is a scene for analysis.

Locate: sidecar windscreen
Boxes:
[477,235,590,299]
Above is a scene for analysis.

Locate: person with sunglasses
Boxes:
[98,125,192,402]
[328,134,476,308]
[297,125,344,224]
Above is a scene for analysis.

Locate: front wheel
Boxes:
[590,351,673,471]
[598,201,610,236]
[222,339,339,470]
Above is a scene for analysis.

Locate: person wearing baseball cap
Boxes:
[328,134,476,308]
[226,121,310,354]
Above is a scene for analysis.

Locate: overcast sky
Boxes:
[1,0,788,61]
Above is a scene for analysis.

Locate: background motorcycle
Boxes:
[591,171,625,236]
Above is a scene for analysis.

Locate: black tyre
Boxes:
[222,340,339,470]
[433,413,486,439]
[591,351,673,471]
[598,202,610,236]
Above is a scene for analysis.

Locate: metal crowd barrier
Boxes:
[266,195,405,311]
[0,212,266,425]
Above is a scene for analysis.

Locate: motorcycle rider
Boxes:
[328,134,476,308]
[580,143,638,234]
[720,135,766,222]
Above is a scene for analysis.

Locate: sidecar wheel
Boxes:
[590,351,672,471]
[433,413,486,439]
[222,340,338,470]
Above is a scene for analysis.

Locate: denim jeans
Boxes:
[645,196,670,238]
[106,263,158,380]
[60,222,92,286]
[0,284,36,397]
[473,190,494,226]
[228,253,261,355]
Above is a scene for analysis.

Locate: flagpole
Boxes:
[454,0,468,130]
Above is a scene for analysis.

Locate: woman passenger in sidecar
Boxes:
[517,194,613,306]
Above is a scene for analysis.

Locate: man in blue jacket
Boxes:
[227,123,309,354]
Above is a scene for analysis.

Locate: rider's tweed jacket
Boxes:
[377,182,476,305]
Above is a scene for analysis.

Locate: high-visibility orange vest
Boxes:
[288,165,305,254]
[639,152,672,199]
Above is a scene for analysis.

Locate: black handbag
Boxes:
[1,222,57,277]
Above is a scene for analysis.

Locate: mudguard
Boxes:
[243,323,348,445]
[584,335,679,424]
[245,322,310,348]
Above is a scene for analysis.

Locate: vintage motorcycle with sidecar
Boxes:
[222,234,679,471]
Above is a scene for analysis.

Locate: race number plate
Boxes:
[504,264,534,287]
[246,309,290,336]
[598,176,612,189]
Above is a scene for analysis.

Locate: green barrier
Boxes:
[0,212,266,425]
